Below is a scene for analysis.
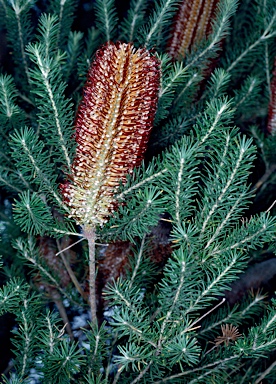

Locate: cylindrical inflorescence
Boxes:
[60,42,160,226]
[268,59,276,135]
[167,0,219,60]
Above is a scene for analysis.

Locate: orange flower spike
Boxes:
[168,0,219,60]
[193,0,217,44]
[61,42,160,226]
[268,59,276,135]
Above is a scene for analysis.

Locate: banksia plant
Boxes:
[1,0,276,383]
[60,41,160,321]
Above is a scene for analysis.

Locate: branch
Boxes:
[226,10,276,73]
[31,47,71,169]
[83,225,97,324]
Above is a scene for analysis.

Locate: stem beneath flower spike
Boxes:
[83,225,97,324]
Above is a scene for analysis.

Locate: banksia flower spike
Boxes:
[167,0,219,60]
[61,42,160,227]
[60,42,160,323]
[267,59,276,135]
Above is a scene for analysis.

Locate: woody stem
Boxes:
[83,225,97,324]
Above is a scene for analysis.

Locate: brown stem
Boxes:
[83,225,97,324]
[112,366,123,384]
[56,239,87,302]
[52,289,74,341]
[252,164,276,191]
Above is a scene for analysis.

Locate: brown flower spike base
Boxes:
[61,42,160,322]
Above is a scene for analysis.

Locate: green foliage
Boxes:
[0,74,25,130]
[106,186,167,242]
[12,235,77,301]
[77,27,101,84]
[2,0,36,90]
[156,54,188,122]
[0,278,29,314]
[124,236,159,288]
[120,0,148,42]
[199,291,267,339]
[233,76,262,119]
[11,294,42,380]
[0,74,26,171]
[64,31,84,83]
[9,127,61,204]
[222,0,276,78]
[13,191,55,235]
[42,338,85,383]
[47,0,77,51]
[138,0,181,48]
[26,15,75,169]
[0,0,276,383]
[83,321,109,377]
[94,0,118,42]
